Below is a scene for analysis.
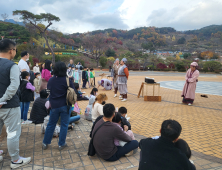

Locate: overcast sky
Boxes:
[1,0,222,34]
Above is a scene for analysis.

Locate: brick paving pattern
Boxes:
[0,73,222,170]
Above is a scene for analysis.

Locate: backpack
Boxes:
[80,66,83,70]
[66,77,77,106]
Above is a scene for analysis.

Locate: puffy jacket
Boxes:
[84,95,96,121]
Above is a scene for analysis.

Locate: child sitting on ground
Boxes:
[85,88,98,121]
[74,83,89,101]
[29,89,50,124]
[118,107,131,130]
[175,139,194,164]
[33,72,41,100]
[112,112,135,147]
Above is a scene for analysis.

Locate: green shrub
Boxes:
[203,61,222,72]
[99,56,107,68]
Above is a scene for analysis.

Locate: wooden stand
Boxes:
[138,82,161,102]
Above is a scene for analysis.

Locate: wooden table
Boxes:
[138,82,161,101]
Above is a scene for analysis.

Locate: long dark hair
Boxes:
[90,88,98,95]
[45,60,52,71]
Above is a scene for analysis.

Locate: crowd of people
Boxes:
[0,39,197,169]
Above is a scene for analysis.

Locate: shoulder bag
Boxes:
[88,121,107,156]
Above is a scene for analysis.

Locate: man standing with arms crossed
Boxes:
[0,39,31,169]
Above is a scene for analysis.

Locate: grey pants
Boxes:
[0,107,21,161]
[78,72,82,85]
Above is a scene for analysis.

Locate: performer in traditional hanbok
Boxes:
[97,79,112,90]
[181,62,199,106]
[113,58,120,97]
[118,58,129,102]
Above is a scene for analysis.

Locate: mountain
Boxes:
[4,19,25,26]
[185,25,222,36]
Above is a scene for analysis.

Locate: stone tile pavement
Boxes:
[0,74,222,170]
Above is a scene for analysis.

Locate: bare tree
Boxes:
[1,13,9,22]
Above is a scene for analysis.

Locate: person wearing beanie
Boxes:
[181,62,199,106]
[117,58,129,102]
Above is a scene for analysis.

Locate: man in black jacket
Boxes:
[139,119,196,170]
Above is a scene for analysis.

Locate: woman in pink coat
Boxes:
[181,62,199,106]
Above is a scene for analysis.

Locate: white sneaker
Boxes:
[119,96,123,100]
[0,156,3,163]
[188,103,192,106]
[22,120,32,125]
[121,99,127,102]
[10,157,31,169]
[114,94,117,98]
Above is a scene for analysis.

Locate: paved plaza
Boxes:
[0,71,222,170]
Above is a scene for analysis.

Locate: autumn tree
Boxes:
[1,13,8,21]
[82,34,108,67]
[13,10,60,64]
[201,51,214,60]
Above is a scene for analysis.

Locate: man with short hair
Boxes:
[67,59,75,68]
[0,39,31,168]
[92,103,138,161]
[18,51,30,72]
[139,119,196,170]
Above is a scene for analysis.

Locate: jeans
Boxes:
[43,105,71,146]
[20,102,30,121]
[34,92,40,101]
[105,140,139,161]
[69,115,80,124]
[82,79,87,88]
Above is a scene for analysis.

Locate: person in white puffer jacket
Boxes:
[85,88,98,121]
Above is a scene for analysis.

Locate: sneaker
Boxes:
[10,157,31,169]
[0,156,3,163]
[125,150,133,157]
[188,103,192,106]
[121,99,127,102]
[119,96,123,100]
[22,120,32,125]
[58,143,68,151]
[114,94,117,98]
[42,143,48,150]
